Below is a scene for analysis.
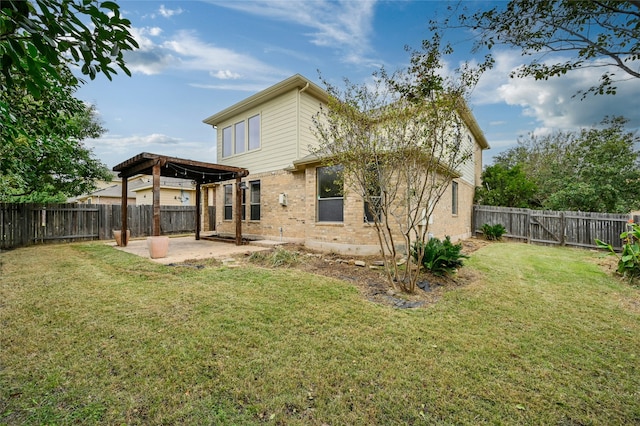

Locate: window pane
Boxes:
[250,181,260,220]
[235,121,245,154]
[222,126,232,158]
[241,188,246,220]
[224,184,233,220]
[250,181,260,203]
[250,205,260,221]
[452,181,458,215]
[318,199,344,222]
[248,114,260,150]
[317,166,343,222]
[364,196,382,222]
[318,165,343,199]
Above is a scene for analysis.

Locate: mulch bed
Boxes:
[247,238,490,309]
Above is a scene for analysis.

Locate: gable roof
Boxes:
[202,74,328,126]
[202,73,488,150]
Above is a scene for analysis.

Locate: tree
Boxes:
[0,0,138,98]
[0,0,137,201]
[494,117,640,213]
[313,36,486,293]
[475,164,538,208]
[447,0,640,96]
[0,68,112,202]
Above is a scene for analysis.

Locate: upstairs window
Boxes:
[221,114,261,158]
[248,114,261,150]
[222,126,232,158]
[234,121,245,155]
[317,165,344,222]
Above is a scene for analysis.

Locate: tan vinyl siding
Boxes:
[458,126,477,186]
[217,89,303,174]
[135,188,196,206]
[298,91,323,157]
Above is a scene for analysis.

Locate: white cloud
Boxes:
[212,70,242,80]
[161,30,286,78]
[88,133,183,151]
[124,27,174,75]
[124,27,287,79]
[158,4,183,18]
[472,51,640,133]
[189,82,271,92]
[85,134,216,167]
[209,0,378,66]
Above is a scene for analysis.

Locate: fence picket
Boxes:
[1,203,202,250]
[473,205,630,250]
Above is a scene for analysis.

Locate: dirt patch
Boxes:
[244,237,491,309]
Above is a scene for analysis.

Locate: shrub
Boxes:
[481,223,507,241]
[412,236,468,276]
[596,219,640,282]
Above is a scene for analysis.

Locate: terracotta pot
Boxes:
[113,229,131,247]
[147,236,169,259]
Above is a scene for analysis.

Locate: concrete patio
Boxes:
[110,235,285,264]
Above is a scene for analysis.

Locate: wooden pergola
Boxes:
[113,152,249,246]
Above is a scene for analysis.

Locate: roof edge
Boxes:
[202,74,328,126]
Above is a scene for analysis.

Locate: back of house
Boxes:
[203,74,489,255]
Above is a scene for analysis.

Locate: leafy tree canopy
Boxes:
[0,68,112,202]
[492,117,640,213]
[0,0,137,202]
[444,0,640,96]
[475,164,538,208]
[0,0,138,98]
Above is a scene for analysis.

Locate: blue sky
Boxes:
[75,0,640,169]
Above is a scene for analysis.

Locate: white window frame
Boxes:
[220,113,261,158]
[317,165,344,222]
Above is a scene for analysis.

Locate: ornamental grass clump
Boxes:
[249,247,300,268]
[596,219,640,283]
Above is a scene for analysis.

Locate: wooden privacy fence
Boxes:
[1,203,216,250]
[473,205,635,251]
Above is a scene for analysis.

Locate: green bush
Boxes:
[481,223,507,241]
[412,236,468,276]
[596,220,640,282]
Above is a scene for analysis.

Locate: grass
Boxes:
[0,241,639,425]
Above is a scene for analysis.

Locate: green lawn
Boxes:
[1,241,639,425]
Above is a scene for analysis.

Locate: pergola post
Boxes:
[195,182,202,240]
[120,176,128,246]
[152,162,161,236]
[235,175,242,245]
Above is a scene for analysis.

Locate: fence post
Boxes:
[560,211,566,246]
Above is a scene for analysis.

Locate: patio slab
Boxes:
[110,235,284,264]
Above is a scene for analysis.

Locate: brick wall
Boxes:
[211,165,475,254]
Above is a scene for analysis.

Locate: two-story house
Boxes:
[203,74,489,255]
